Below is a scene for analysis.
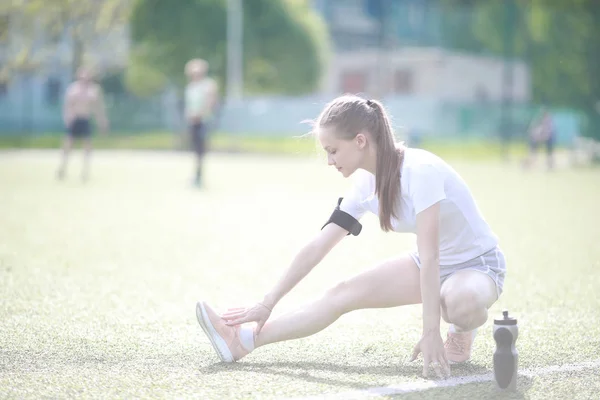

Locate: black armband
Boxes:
[321,197,362,236]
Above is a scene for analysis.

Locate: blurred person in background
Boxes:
[184,58,218,188]
[57,67,109,182]
[523,108,556,170]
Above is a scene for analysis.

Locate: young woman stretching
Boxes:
[196,95,506,379]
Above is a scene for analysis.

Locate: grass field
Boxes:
[1,149,599,399]
[0,131,533,161]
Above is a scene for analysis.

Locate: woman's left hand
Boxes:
[410,330,451,379]
[221,303,272,334]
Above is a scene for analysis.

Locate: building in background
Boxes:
[312,0,530,102]
[323,47,530,103]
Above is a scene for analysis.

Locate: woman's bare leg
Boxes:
[440,270,498,332]
[255,255,421,347]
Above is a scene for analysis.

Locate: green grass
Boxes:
[0,150,599,399]
[0,131,531,160]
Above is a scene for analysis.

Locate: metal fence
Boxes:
[0,91,583,147]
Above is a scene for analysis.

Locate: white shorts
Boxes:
[409,246,507,298]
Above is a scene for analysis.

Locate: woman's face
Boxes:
[317,127,367,178]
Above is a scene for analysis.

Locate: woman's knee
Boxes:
[323,278,374,315]
[323,280,354,314]
[322,255,421,315]
[442,286,490,329]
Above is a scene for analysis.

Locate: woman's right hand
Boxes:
[221,303,272,334]
[219,225,348,334]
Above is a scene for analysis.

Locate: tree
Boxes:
[124,44,168,97]
[129,0,330,96]
[0,0,133,79]
[440,0,600,140]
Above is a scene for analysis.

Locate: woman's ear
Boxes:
[356,132,367,150]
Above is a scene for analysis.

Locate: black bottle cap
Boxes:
[494,310,517,326]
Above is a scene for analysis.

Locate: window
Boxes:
[394,70,413,94]
[408,1,424,29]
[46,77,62,105]
[475,86,489,103]
[341,71,367,94]
[330,0,378,34]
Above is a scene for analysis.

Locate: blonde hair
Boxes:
[316,95,405,232]
[185,58,208,77]
[77,66,96,80]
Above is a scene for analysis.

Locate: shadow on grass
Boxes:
[395,375,534,400]
[200,360,535,398]
[199,360,493,391]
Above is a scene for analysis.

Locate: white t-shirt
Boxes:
[339,148,498,266]
[185,79,216,120]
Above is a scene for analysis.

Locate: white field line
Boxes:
[291,359,600,399]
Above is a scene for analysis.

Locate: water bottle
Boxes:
[493,310,519,391]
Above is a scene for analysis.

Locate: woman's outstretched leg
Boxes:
[255,255,421,347]
[196,255,422,362]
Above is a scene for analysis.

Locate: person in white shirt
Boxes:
[184,59,218,187]
[196,95,506,380]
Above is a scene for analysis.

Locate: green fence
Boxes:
[0,93,584,148]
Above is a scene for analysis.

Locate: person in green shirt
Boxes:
[184,59,218,187]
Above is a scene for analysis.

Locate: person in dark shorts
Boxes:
[184,59,218,187]
[523,109,556,170]
[68,118,92,139]
[190,121,208,157]
[57,67,108,181]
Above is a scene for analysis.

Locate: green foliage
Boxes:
[130,0,330,95]
[440,0,600,139]
[124,45,168,97]
[0,0,133,76]
[130,0,226,89]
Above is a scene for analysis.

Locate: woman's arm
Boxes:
[411,201,450,379]
[222,223,349,331]
[262,223,348,310]
[416,202,442,335]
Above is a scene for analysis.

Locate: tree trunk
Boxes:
[71,35,84,79]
